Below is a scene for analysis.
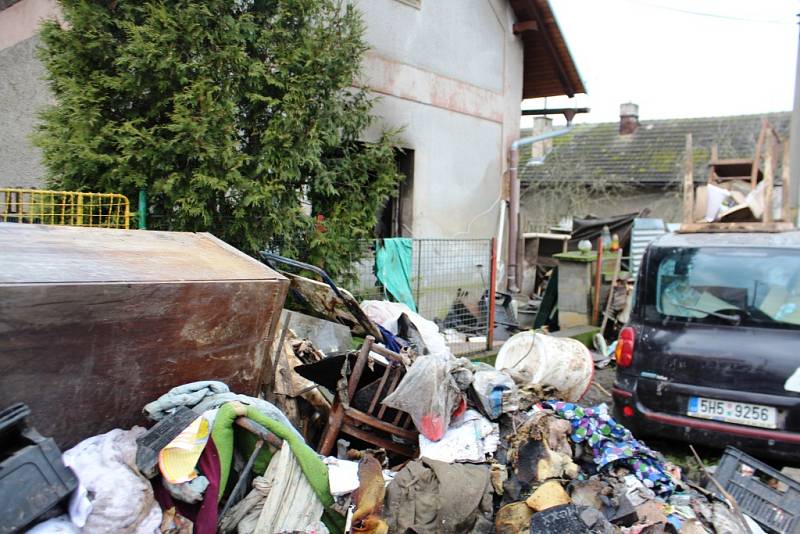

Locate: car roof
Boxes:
[651,230,800,249]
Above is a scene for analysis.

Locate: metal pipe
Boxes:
[495,200,506,292]
[507,126,574,292]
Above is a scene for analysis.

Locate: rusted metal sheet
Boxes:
[0,223,288,448]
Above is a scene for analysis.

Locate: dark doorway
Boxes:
[376,148,414,238]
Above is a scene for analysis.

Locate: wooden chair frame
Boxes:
[318,336,418,459]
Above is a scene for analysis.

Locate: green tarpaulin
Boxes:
[375,238,416,312]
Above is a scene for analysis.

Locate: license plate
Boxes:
[687,397,777,429]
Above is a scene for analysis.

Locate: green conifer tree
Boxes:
[34,0,401,276]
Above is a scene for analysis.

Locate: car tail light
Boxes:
[622,406,634,417]
[615,327,635,368]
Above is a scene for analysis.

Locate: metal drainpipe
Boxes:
[507,126,574,292]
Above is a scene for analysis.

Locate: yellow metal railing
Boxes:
[0,188,131,229]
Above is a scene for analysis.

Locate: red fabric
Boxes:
[153,437,222,534]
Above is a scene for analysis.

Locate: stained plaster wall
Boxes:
[358,0,524,239]
[0,0,59,189]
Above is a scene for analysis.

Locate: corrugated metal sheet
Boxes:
[631,218,667,276]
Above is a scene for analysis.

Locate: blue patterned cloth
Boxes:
[544,401,676,495]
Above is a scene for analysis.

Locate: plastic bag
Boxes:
[471,363,518,419]
[360,300,450,358]
[381,353,463,441]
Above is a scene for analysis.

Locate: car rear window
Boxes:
[646,247,800,329]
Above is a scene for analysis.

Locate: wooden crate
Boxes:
[0,223,288,447]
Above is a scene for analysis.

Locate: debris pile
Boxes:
[6,298,775,534]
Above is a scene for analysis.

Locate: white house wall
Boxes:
[358,0,524,239]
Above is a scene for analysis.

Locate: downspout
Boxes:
[507,125,574,292]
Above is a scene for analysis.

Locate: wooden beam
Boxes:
[521,107,590,116]
[525,0,575,97]
[682,134,694,225]
[782,138,792,222]
[513,20,539,34]
[763,136,774,223]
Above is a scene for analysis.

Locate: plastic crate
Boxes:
[708,446,800,534]
[0,403,78,533]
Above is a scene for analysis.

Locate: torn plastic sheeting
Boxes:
[381,353,464,441]
[494,332,593,402]
[419,409,499,464]
[360,300,450,358]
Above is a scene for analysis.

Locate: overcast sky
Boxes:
[523,0,800,126]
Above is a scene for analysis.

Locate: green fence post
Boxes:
[138,189,146,229]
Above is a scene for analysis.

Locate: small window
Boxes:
[395,0,421,9]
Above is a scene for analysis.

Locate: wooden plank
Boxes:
[513,20,539,33]
[751,119,768,189]
[0,223,280,284]
[600,254,622,334]
[340,422,417,458]
[678,222,795,234]
[708,144,718,184]
[763,136,775,223]
[782,138,792,222]
[683,134,694,225]
[344,408,418,441]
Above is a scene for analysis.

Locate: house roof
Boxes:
[520,111,792,186]
[510,0,585,99]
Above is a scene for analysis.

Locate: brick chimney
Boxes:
[619,102,639,135]
[530,116,553,159]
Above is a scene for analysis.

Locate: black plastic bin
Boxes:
[0,403,78,533]
[708,446,800,534]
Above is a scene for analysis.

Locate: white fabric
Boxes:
[494,332,593,402]
[62,427,161,534]
[221,443,325,534]
[324,457,360,496]
[360,300,451,357]
[253,442,325,534]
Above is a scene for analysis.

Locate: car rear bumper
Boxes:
[612,385,800,462]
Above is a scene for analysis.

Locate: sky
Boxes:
[523,0,800,126]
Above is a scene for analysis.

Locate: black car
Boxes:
[612,231,800,461]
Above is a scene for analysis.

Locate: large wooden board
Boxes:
[0,224,288,447]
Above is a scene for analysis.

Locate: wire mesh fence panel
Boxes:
[0,189,131,229]
[414,239,492,356]
[345,238,493,357]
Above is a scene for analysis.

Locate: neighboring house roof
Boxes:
[520,111,792,186]
[510,0,585,99]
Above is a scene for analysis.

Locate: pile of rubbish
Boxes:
[8,299,769,534]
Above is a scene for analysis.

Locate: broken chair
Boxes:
[317,336,418,459]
